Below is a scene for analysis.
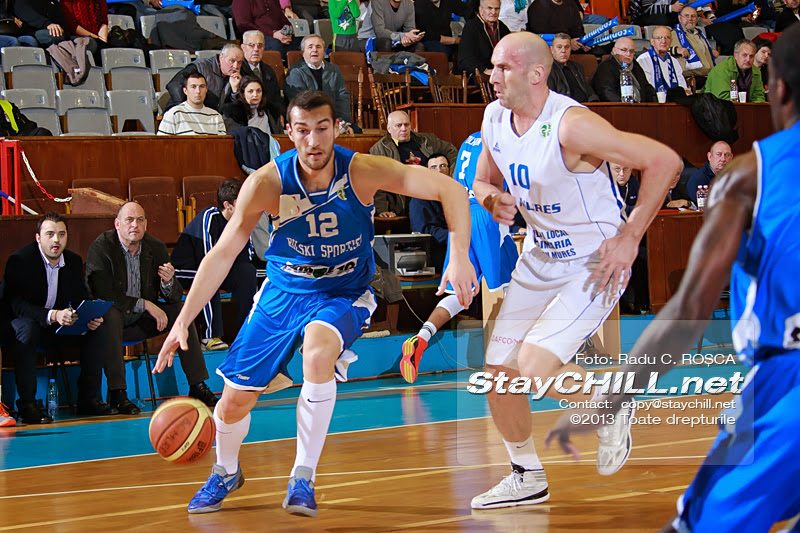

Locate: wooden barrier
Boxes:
[401,102,773,167]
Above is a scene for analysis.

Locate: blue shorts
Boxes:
[675,353,800,533]
[216,281,377,391]
[444,205,518,292]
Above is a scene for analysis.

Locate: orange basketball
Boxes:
[149,397,215,464]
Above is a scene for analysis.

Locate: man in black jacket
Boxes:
[86,202,218,414]
[0,100,52,136]
[0,214,111,424]
[547,33,598,102]
[458,0,510,76]
[592,36,657,102]
[776,0,799,32]
[14,0,70,46]
[166,43,245,111]
[415,0,466,57]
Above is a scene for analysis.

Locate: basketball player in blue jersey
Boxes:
[470,31,682,510]
[548,26,800,533]
[152,91,478,517]
[400,132,519,383]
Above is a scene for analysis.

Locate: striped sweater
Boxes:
[157,102,226,136]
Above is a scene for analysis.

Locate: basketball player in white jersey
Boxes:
[470,32,681,509]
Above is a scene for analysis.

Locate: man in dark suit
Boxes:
[86,202,218,414]
[240,29,287,130]
[0,213,112,424]
[459,0,511,76]
[592,37,658,102]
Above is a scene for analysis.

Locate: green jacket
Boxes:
[702,56,766,103]
[328,0,360,35]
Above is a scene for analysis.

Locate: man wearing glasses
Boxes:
[240,30,287,128]
[670,6,718,88]
[637,25,690,99]
[592,36,658,102]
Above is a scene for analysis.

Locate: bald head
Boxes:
[387,111,412,142]
[612,37,636,66]
[490,33,553,111]
[498,32,553,72]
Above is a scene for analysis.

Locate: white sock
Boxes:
[417,322,436,343]
[214,408,251,476]
[503,436,543,471]
[292,379,337,482]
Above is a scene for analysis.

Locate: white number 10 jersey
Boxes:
[482,92,626,260]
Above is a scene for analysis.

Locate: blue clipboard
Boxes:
[55,300,114,335]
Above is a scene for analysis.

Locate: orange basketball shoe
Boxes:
[0,403,16,427]
[400,335,428,383]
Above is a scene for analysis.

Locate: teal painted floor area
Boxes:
[0,357,748,471]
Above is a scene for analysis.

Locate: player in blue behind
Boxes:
[153,91,478,517]
[400,132,519,383]
[548,25,800,533]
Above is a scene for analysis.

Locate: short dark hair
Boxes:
[37,212,67,234]
[772,24,800,112]
[182,71,207,90]
[286,90,336,125]
[217,178,244,210]
[427,153,449,165]
[752,37,772,52]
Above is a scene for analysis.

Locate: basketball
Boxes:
[149,397,215,464]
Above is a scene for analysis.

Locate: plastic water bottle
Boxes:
[730,79,739,102]
[47,379,58,420]
[620,63,635,103]
[697,185,708,211]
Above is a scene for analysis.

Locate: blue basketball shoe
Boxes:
[282,466,318,517]
[187,463,245,514]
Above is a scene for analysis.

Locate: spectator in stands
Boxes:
[171,179,257,352]
[292,0,328,28]
[166,42,244,111]
[663,160,694,209]
[671,6,719,89]
[329,0,361,51]
[609,163,648,314]
[0,4,38,47]
[239,30,287,127]
[0,213,112,424]
[86,202,218,415]
[284,35,358,134]
[0,100,53,136]
[221,75,278,133]
[547,32,598,102]
[370,0,424,52]
[369,110,458,217]
[409,153,451,272]
[525,0,588,53]
[592,37,658,102]
[414,0,464,57]
[686,140,732,203]
[627,0,681,26]
[753,37,771,90]
[703,38,766,102]
[458,0,509,76]
[233,0,301,59]
[637,25,690,98]
[15,0,74,46]
[356,0,377,50]
[776,0,799,31]
[159,72,227,135]
[60,0,109,43]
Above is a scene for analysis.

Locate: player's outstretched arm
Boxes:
[546,153,757,456]
[473,139,517,225]
[153,166,281,372]
[351,154,479,307]
[560,108,682,296]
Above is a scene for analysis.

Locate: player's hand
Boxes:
[87,317,103,331]
[144,300,169,331]
[487,192,517,226]
[438,254,479,308]
[154,322,189,373]
[158,262,175,285]
[589,233,638,298]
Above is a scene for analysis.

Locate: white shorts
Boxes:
[484,247,621,369]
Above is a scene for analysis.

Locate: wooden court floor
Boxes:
[0,392,754,533]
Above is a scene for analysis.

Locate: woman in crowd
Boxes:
[221,75,280,134]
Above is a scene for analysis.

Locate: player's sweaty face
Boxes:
[490,44,528,110]
[288,106,337,171]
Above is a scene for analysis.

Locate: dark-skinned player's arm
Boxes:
[351,153,478,308]
[153,166,281,372]
[546,153,758,457]
[560,108,681,296]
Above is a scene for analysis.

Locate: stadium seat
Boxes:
[57,89,113,135]
[106,90,156,133]
[195,50,221,61]
[102,48,156,106]
[182,175,226,220]
[1,46,47,73]
[612,25,643,40]
[140,15,156,39]
[287,50,303,68]
[1,88,49,109]
[71,178,124,199]
[314,19,333,47]
[9,66,58,108]
[108,14,135,30]
[196,15,227,38]
[149,49,191,90]
[128,176,183,244]
[290,18,310,37]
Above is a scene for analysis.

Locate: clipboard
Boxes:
[55,300,114,335]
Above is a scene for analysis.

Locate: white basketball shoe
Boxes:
[596,402,636,475]
[471,465,550,509]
